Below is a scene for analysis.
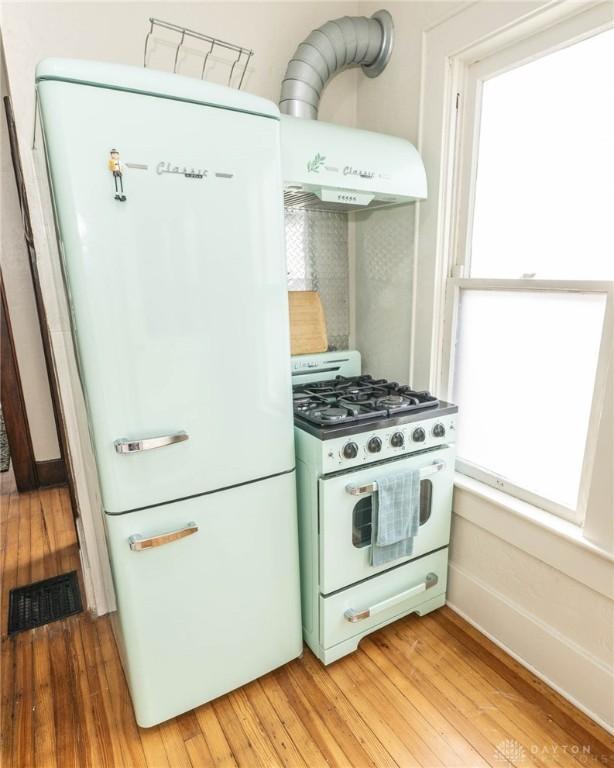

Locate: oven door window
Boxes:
[352,480,433,548]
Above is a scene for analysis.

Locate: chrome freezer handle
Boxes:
[114,431,188,454]
[128,522,198,551]
[344,573,438,623]
[345,460,445,496]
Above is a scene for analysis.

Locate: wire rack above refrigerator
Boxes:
[143,18,254,89]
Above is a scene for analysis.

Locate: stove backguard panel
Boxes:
[285,209,349,351]
[354,205,414,382]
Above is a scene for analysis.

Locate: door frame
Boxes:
[3,94,71,494]
[0,270,38,491]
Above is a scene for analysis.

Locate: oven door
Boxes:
[318,445,454,595]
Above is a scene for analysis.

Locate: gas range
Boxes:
[291,351,458,666]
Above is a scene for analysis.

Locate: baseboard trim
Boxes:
[447,561,614,735]
[36,458,67,487]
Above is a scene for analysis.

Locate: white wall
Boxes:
[0,1,360,143]
[352,1,464,381]
[353,0,614,732]
[0,48,60,461]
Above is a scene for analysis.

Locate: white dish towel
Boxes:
[371,470,421,566]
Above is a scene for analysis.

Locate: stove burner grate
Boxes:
[293,375,440,427]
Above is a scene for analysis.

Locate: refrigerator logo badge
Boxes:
[156,161,208,179]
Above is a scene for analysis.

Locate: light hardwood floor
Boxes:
[1,476,613,768]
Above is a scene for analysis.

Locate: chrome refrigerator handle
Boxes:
[128,522,198,551]
[114,431,189,454]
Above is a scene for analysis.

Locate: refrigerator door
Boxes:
[37,70,294,513]
[104,471,302,728]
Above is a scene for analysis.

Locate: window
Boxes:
[445,22,613,522]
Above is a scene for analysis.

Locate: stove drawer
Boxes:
[319,548,447,650]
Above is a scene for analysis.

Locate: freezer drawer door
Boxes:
[104,471,302,728]
[38,77,294,513]
[318,446,454,594]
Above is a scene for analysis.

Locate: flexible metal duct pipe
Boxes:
[279,10,394,119]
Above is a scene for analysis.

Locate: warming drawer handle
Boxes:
[114,431,189,454]
[345,461,445,496]
[128,522,198,551]
[343,572,438,623]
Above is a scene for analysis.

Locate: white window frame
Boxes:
[438,3,614,524]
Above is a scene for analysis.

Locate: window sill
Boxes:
[452,472,614,599]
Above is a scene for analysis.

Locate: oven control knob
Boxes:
[432,423,446,438]
[412,427,426,442]
[342,442,359,459]
[367,437,382,453]
[390,432,404,448]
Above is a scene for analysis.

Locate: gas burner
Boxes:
[311,407,348,422]
[340,386,364,396]
[376,395,407,408]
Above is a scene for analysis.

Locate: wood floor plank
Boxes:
[275,664,353,767]
[439,607,614,758]
[2,485,613,768]
[326,656,424,768]
[288,655,383,768]
[299,651,399,768]
[353,641,475,766]
[394,619,564,768]
[360,634,492,768]
[382,625,523,767]
[47,623,82,768]
[213,694,270,768]
[96,617,148,768]
[420,612,603,767]
[258,673,330,768]
[72,615,115,768]
[419,628,581,768]
[338,650,447,767]
[194,703,239,768]
[227,687,284,768]
[176,710,203,743]
[243,678,309,768]
[31,629,58,768]
[1,493,21,764]
[15,492,32,589]
[368,629,510,768]
[27,492,45,585]
[79,615,126,768]
[159,717,193,768]
[13,631,34,768]
[138,724,173,768]
[185,732,216,768]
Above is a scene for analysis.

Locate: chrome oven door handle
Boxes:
[128,522,198,551]
[114,431,189,454]
[344,573,438,623]
[345,461,445,496]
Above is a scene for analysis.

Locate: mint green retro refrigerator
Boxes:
[36,59,302,727]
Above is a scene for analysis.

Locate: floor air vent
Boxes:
[8,571,82,635]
